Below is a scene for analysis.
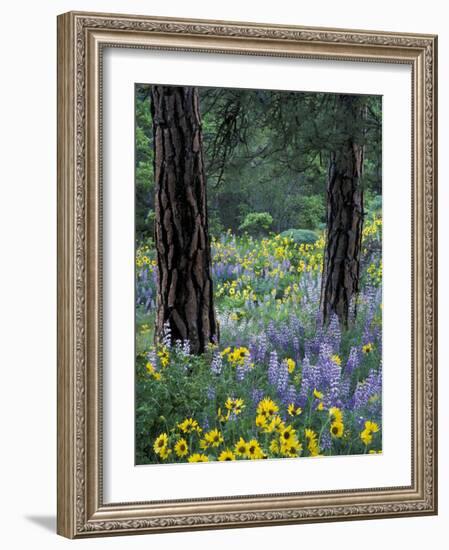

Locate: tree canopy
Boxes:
[135,85,381,243]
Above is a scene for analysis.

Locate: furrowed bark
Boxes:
[320,95,365,327]
[151,85,218,354]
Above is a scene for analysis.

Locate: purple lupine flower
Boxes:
[303,338,314,359]
[236,363,246,381]
[320,430,332,451]
[275,323,289,349]
[146,348,157,366]
[300,273,321,317]
[276,359,289,394]
[344,346,361,376]
[236,355,253,382]
[245,298,255,311]
[268,351,278,386]
[267,322,277,344]
[325,314,341,352]
[323,356,342,408]
[306,318,324,357]
[362,286,380,344]
[339,377,351,408]
[293,335,300,355]
[206,385,216,400]
[173,339,183,352]
[298,344,344,408]
[311,343,343,408]
[298,355,318,406]
[289,314,303,335]
[253,332,268,363]
[251,388,265,407]
[182,340,191,356]
[210,352,223,375]
[353,368,382,410]
[375,328,383,357]
[283,384,297,406]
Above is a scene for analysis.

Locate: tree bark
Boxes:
[320,95,365,327]
[151,85,218,354]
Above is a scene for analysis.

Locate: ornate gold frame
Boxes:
[57,11,438,538]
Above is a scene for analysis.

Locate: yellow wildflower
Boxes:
[360,420,380,445]
[159,446,172,460]
[331,354,342,366]
[178,418,202,434]
[256,397,279,418]
[269,438,280,455]
[234,437,248,457]
[246,439,264,460]
[362,343,374,354]
[225,397,245,415]
[174,438,189,457]
[266,415,284,433]
[218,449,236,461]
[330,421,344,438]
[228,347,250,366]
[255,414,268,429]
[329,407,343,424]
[157,346,170,368]
[217,407,230,422]
[305,428,320,456]
[286,358,296,373]
[201,429,223,448]
[279,425,296,445]
[145,361,155,374]
[287,403,302,417]
[365,421,379,433]
[188,453,209,463]
[153,433,168,455]
[280,438,303,458]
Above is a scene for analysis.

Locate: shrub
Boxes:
[365,194,382,217]
[239,212,273,236]
[280,228,319,245]
[296,195,326,230]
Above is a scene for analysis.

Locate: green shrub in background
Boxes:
[239,212,273,236]
[295,195,326,230]
[280,228,319,245]
[365,194,382,218]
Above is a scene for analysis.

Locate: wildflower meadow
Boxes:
[135,84,382,465]
[136,219,382,464]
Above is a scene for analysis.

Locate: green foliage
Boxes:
[136,349,214,463]
[280,228,319,245]
[238,212,273,236]
[365,194,382,217]
[208,214,225,237]
[295,195,326,229]
[135,85,382,243]
[135,87,154,243]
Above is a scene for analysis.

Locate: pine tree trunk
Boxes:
[151,86,218,354]
[320,96,365,327]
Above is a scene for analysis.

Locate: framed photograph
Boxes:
[57,11,438,538]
